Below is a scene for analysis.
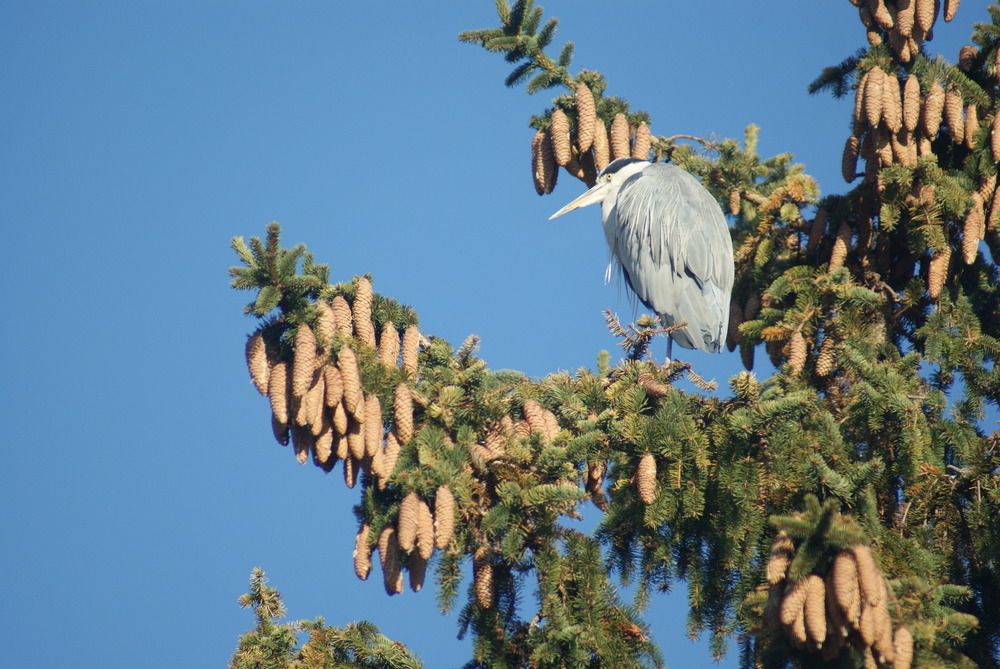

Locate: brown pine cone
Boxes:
[393,383,414,444]
[610,113,630,160]
[944,0,959,22]
[944,86,965,143]
[575,82,597,153]
[842,135,860,183]
[416,499,434,561]
[915,0,936,32]
[922,80,946,137]
[245,331,270,396]
[331,295,353,338]
[636,453,657,505]
[338,346,363,416]
[631,121,651,160]
[292,324,317,398]
[928,244,951,299]
[268,360,289,425]
[473,546,494,609]
[378,322,400,367]
[401,324,420,375]
[592,117,610,171]
[962,193,985,264]
[550,109,572,166]
[352,277,376,348]
[766,532,795,585]
[378,526,403,595]
[314,300,337,348]
[397,492,420,553]
[353,523,372,580]
[902,75,921,132]
[434,485,455,549]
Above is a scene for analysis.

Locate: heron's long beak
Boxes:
[548,184,607,219]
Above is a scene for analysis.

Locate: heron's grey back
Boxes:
[606,163,734,352]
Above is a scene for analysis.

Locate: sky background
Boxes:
[0,2,985,667]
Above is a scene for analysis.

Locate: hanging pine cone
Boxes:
[522,398,548,439]
[408,552,428,593]
[377,322,399,367]
[780,577,810,628]
[964,104,979,149]
[331,295,353,338]
[353,523,372,580]
[338,346,362,416]
[347,418,365,461]
[383,428,401,481]
[397,492,420,553]
[364,393,383,458]
[944,86,965,143]
[829,223,851,272]
[271,413,289,446]
[842,135,860,183]
[896,0,915,36]
[915,0,936,32]
[636,453,657,505]
[922,80,946,137]
[944,0,959,22]
[268,360,289,425]
[766,532,795,585]
[902,75,920,132]
[637,371,671,397]
[863,67,885,129]
[631,121,651,159]
[928,244,951,298]
[416,499,434,561]
[871,0,894,28]
[378,526,403,595]
[352,277,376,348]
[849,544,884,607]
[324,365,343,408]
[803,574,827,647]
[728,188,741,216]
[434,485,455,549]
[992,111,1000,162]
[610,113,630,160]
[334,427,348,460]
[333,400,349,437]
[881,73,902,133]
[962,193,986,264]
[550,109,572,166]
[314,423,334,469]
[314,300,337,348]
[787,332,807,376]
[291,324,317,398]
[807,210,828,252]
[531,130,546,196]
[575,82,597,153]
[586,461,607,510]
[592,117,610,171]
[343,453,358,488]
[532,130,558,195]
[894,627,914,669]
[816,335,837,377]
[831,551,861,624]
[401,324,420,375]
[393,383,414,444]
[473,546,494,609]
[245,331,269,395]
[853,71,867,132]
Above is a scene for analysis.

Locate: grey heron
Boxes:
[549,158,734,358]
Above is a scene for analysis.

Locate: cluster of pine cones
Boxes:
[351,486,455,596]
[531,82,652,193]
[244,277,419,489]
[764,532,914,668]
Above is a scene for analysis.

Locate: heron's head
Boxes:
[548,158,649,220]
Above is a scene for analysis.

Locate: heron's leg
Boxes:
[666,338,673,365]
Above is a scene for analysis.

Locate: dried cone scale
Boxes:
[434,485,455,549]
[401,325,420,375]
[550,109,572,166]
[636,453,657,505]
[575,82,596,153]
[245,331,269,395]
[397,492,420,553]
[631,121,651,160]
[610,113,630,160]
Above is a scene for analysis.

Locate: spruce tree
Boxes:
[229,2,1000,667]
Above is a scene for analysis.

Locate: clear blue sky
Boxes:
[0,2,981,667]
